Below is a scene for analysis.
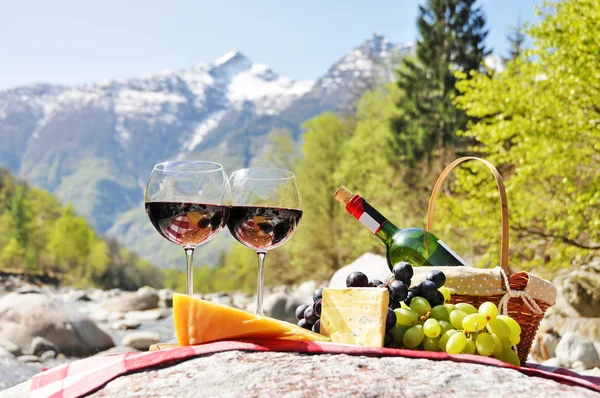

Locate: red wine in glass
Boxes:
[227,206,302,251]
[146,202,230,248]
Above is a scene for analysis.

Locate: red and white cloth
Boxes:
[163,215,195,245]
[29,340,600,397]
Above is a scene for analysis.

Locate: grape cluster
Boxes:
[295,288,323,333]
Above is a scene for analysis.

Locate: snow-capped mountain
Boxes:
[0,34,410,266]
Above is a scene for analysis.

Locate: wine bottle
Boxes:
[334,186,468,269]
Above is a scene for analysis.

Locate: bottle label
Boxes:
[437,240,470,267]
[352,199,387,234]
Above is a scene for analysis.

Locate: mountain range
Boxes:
[0,34,412,267]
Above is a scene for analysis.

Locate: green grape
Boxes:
[430,305,449,321]
[499,348,521,367]
[438,320,454,334]
[438,286,451,303]
[423,336,441,352]
[391,325,408,345]
[497,315,521,334]
[444,303,456,313]
[394,308,419,326]
[475,333,495,356]
[486,318,511,339]
[490,334,503,357]
[401,301,410,309]
[410,297,431,316]
[449,310,468,330]
[478,302,498,321]
[462,314,488,333]
[509,333,520,346]
[438,330,458,352]
[446,332,467,354]
[500,337,513,351]
[463,339,476,355]
[455,303,478,315]
[423,318,441,338]
[403,325,425,349]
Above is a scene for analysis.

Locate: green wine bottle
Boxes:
[335,186,468,269]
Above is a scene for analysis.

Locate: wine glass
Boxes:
[227,168,303,315]
[145,161,231,296]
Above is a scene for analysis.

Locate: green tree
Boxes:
[1,237,26,269]
[8,185,28,248]
[392,0,489,170]
[288,113,355,281]
[45,206,92,275]
[257,128,300,171]
[446,0,600,273]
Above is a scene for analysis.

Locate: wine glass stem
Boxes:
[255,251,266,316]
[184,248,195,296]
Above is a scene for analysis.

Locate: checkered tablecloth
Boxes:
[28,340,600,397]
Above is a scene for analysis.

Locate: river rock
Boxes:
[30,337,59,357]
[158,289,173,308]
[203,293,232,306]
[262,292,306,323]
[0,337,21,356]
[329,253,391,288]
[16,355,40,363]
[0,293,114,357]
[40,350,58,361]
[560,261,600,317]
[121,332,160,350]
[111,320,141,330]
[0,346,14,359]
[93,346,140,357]
[540,333,559,361]
[0,351,590,397]
[555,332,600,370]
[554,317,600,342]
[124,308,169,322]
[102,287,159,312]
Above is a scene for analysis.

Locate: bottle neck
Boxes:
[345,195,399,244]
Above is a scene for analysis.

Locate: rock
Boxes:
[262,292,306,323]
[12,351,587,397]
[30,337,59,357]
[554,317,600,342]
[66,290,91,302]
[124,308,169,322]
[0,337,22,356]
[16,285,42,294]
[107,311,126,321]
[203,293,232,306]
[93,346,140,357]
[329,253,391,288]
[560,260,600,317]
[555,332,600,370]
[111,320,141,330]
[17,355,40,363]
[0,346,14,359]
[89,308,111,322]
[294,280,320,302]
[158,289,173,308]
[0,293,114,357]
[582,367,600,377]
[541,357,564,368]
[231,293,251,310]
[40,350,58,361]
[540,333,559,361]
[102,288,159,312]
[121,332,160,351]
[571,360,586,371]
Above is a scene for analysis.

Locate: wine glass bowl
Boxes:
[228,168,302,315]
[145,161,231,296]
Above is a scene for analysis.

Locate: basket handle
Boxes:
[426,157,509,272]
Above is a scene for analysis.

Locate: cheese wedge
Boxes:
[173,293,329,345]
[321,288,389,347]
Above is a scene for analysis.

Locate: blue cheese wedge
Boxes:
[321,288,389,347]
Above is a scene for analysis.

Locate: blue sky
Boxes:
[0,0,543,90]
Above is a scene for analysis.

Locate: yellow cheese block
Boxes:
[173,293,329,345]
[321,288,389,347]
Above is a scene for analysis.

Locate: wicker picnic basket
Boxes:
[411,157,557,363]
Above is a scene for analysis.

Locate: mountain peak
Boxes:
[359,33,395,57]
[214,50,250,67]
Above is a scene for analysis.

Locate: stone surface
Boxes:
[0,346,14,359]
[40,351,596,397]
[93,346,140,357]
[102,287,159,312]
[0,338,21,357]
[121,332,160,351]
[540,333,559,361]
[554,317,600,342]
[0,293,114,357]
[111,320,141,330]
[16,355,40,363]
[329,253,392,288]
[158,289,173,308]
[30,337,59,357]
[555,332,600,370]
[40,350,57,361]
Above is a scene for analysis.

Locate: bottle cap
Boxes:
[334,186,354,205]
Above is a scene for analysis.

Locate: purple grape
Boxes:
[298,319,312,330]
[426,270,446,288]
[429,290,444,307]
[385,308,397,331]
[388,280,408,301]
[312,319,321,333]
[392,262,414,284]
[295,304,308,321]
[420,280,438,301]
[313,288,323,302]
[304,307,318,324]
[313,299,322,317]
[384,332,394,348]
[369,279,383,287]
[346,271,369,288]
